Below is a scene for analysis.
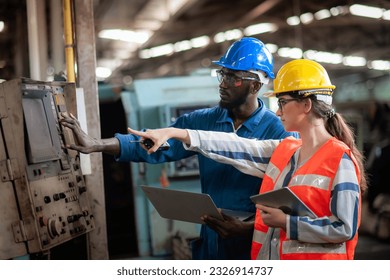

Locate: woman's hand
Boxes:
[127,127,169,153]
[256,204,287,231]
[127,127,190,153]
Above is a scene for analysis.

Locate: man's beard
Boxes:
[219,94,248,111]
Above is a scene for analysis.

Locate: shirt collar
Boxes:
[216,98,266,132]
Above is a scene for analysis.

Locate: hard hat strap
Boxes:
[276,89,333,105]
[297,88,333,97]
[249,70,270,84]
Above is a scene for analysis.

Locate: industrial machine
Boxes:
[0,78,95,259]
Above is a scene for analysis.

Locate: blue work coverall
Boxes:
[115,98,295,259]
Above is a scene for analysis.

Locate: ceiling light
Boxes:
[213,30,242,43]
[96,67,112,79]
[330,7,341,16]
[300,13,314,24]
[286,16,300,26]
[148,44,174,57]
[244,23,278,35]
[265,43,278,54]
[277,47,303,59]
[0,21,4,32]
[140,43,174,58]
[139,49,151,59]
[349,4,383,19]
[174,40,192,52]
[304,50,343,64]
[314,9,331,20]
[98,29,151,44]
[368,60,390,71]
[213,32,226,43]
[343,56,366,67]
[190,36,210,48]
[383,10,390,20]
[140,35,209,59]
[224,29,243,41]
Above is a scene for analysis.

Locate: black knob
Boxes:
[44,196,51,203]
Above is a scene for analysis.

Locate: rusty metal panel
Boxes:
[0,118,27,259]
[0,83,7,120]
[0,182,28,259]
[0,78,95,259]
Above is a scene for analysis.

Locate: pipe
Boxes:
[51,0,65,75]
[63,0,76,83]
[26,0,41,80]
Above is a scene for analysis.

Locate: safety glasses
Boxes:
[277,98,301,112]
[216,69,260,87]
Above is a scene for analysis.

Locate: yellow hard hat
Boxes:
[265,59,336,97]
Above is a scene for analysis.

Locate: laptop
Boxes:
[250,187,317,218]
[141,185,254,224]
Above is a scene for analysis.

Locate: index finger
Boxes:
[127,127,147,137]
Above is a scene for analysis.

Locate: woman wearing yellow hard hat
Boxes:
[127,59,367,260]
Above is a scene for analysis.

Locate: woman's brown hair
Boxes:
[309,95,368,193]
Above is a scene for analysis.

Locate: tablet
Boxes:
[141,185,253,224]
[250,187,317,218]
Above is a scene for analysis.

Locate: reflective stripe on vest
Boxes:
[282,240,347,255]
[265,161,280,184]
[289,174,330,190]
[252,228,267,244]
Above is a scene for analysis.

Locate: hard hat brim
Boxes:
[263,86,336,98]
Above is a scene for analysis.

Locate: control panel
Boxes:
[0,78,94,259]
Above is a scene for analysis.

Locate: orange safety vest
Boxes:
[251,137,361,260]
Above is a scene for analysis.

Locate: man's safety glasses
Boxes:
[216,69,260,87]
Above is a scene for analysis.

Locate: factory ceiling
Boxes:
[0,0,389,85]
[92,0,390,85]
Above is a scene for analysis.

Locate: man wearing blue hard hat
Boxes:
[60,37,295,260]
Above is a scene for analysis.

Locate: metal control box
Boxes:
[0,78,95,259]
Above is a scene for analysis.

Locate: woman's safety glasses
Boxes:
[277,98,301,112]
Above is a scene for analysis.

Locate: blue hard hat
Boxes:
[213,37,275,79]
